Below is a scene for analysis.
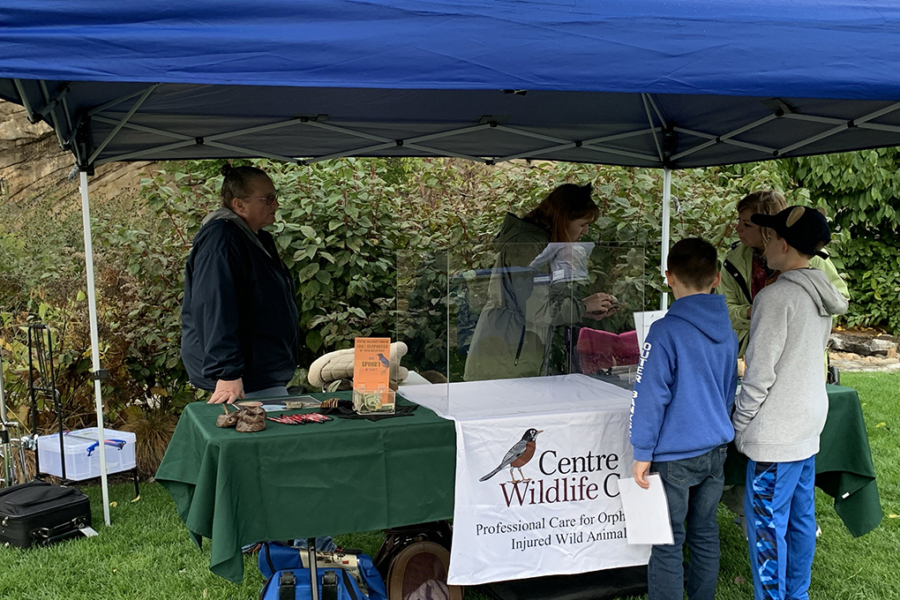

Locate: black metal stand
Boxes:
[27,323,63,479]
[132,468,140,499]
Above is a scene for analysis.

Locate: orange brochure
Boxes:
[353,338,391,391]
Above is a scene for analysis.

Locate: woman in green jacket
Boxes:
[720,190,850,357]
[464,184,616,381]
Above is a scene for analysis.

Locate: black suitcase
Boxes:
[0,480,92,548]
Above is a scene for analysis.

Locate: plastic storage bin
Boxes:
[36,427,136,481]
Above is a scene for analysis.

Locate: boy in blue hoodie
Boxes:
[631,238,738,600]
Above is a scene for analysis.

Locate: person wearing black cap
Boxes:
[720,190,849,358]
[732,206,849,600]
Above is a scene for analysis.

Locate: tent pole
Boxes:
[660,168,671,310]
[79,171,111,526]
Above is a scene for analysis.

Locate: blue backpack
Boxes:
[260,567,364,600]
[259,543,388,600]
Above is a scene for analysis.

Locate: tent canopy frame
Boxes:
[12,79,900,172]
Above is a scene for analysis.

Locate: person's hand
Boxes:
[583,292,618,319]
[208,378,244,404]
[633,461,652,489]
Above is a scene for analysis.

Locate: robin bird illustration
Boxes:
[376,352,391,370]
[479,428,543,483]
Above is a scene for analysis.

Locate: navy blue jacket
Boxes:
[629,293,738,462]
[181,215,299,393]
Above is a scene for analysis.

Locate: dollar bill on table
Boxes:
[352,389,396,414]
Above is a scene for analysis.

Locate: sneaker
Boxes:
[241,542,262,555]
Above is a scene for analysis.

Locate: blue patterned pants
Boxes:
[745,456,817,600]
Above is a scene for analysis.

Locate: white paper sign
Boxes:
[633,310,667,351]
[618,474,674,545]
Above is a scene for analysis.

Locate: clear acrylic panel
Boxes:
[395,247,452,414]
[396,242,646,416]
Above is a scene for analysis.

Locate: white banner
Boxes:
[402,375,651,586]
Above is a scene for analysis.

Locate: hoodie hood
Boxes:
[666,293,735,344]
[494,213,550,247]
[779,268,849,317]
[200,207,271,258]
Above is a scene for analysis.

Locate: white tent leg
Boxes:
[79,171,111,526]
[660,168,672,310]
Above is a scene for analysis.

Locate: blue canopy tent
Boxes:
[2,0,900,521]
[4,1,900,169]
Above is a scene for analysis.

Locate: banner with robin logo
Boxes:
[400,374,651,585]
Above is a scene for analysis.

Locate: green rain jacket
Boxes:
[720,243,850,357]
[463,214,585,381]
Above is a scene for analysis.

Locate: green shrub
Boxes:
[787,148,900,333]
[5,152,899,477]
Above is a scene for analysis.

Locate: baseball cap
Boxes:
[751,205,831,258]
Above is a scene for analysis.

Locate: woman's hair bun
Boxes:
[220,163,233,177]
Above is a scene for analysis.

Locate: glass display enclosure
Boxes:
[396,242,648,416]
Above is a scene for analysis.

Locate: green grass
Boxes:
[0,372,897,599]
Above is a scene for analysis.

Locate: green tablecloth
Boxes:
[157,385,881,583]
[723,384,882,537]
[155,395,456,582]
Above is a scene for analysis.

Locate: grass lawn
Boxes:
[0,372,897,599]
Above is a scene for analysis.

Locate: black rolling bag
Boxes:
[0,480,92,548]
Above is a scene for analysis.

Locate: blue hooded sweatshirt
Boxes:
[629,293,738,462]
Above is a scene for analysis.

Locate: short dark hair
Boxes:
[667,238,719,291]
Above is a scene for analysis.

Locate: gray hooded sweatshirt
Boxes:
[733,268,849,463]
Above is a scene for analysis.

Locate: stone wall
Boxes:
[0,99,153,209]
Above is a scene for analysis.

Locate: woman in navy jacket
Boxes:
[181,164,299,404]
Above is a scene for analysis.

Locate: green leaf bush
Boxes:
[4,154,896,475]
[787,148,900,333]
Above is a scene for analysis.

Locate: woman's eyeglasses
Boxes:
[242,191,278,205]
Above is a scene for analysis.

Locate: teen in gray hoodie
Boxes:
[733,268,849,460]
[733,206,848,600]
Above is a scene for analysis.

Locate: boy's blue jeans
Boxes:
[649,445,727,600]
